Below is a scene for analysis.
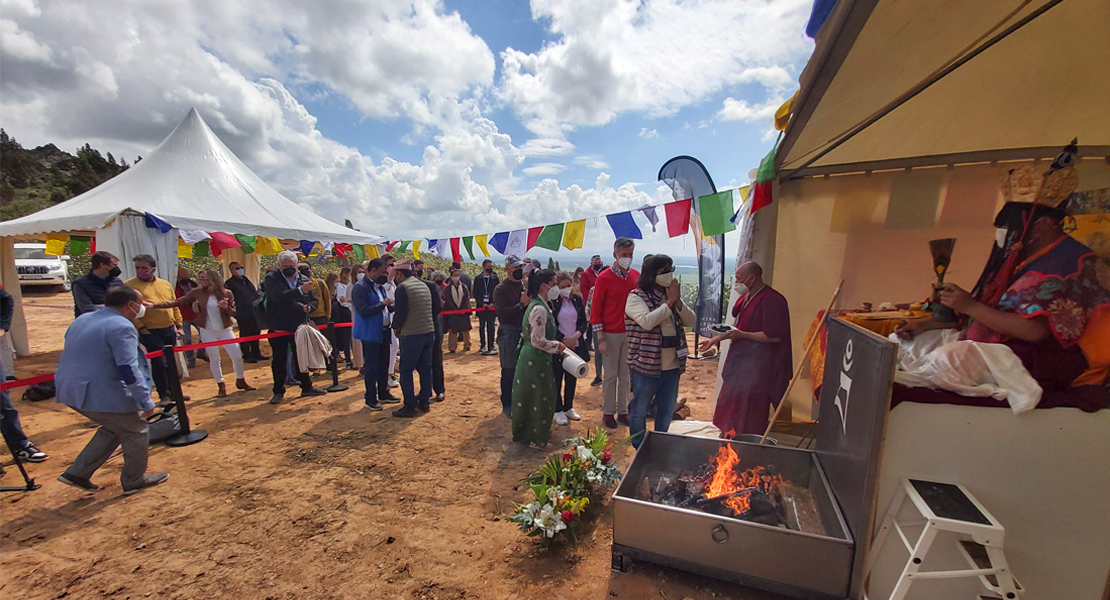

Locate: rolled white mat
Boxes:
[561,348,589,378]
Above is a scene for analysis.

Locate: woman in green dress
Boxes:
[511,269,567,449]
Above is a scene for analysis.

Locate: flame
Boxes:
[705,444,783,514]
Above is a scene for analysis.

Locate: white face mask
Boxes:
[236,268,245,276]
[559,287,571,298]
[133,303,146,320]
[617,256,633,270]
[995,227,1008,248]
[356,272,366,281]
[546,285,560,301]
[450,276,459,284]
[655,272,674,287]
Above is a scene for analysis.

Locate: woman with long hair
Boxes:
[152,268,255,397]
[624,254,693,448]
[511,269,566,449]
[572,266,585,297]
[443,267,473,353]
[331,268,355,369]
[344,264,366,372]
[551,271,589,426]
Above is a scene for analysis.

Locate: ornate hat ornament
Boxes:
[1000,139,1079,209]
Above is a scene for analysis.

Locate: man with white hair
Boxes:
[262,250,326,405]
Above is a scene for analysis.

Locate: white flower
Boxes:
[575,446,596,463]
[536,504,567,538]
[547,487,568,505]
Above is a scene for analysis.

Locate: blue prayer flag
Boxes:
[144,212,173,233]
[299,240,315,256]
[606,212,642,240]
[489,232,509,255]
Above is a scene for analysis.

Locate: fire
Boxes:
[705,444,783,514]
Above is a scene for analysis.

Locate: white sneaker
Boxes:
[388,375,399,388]
[564,408,581,421]
[553,411,569,426]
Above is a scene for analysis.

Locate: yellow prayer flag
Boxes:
[562,220,586,251]
[412,240,422,260]
[178,238,194,258]
[475,234,489,257]
[44,233,69,256]
[774,91,797,131]
[366,244,379,259]
[738,185,751,201]
[255,236,284,255]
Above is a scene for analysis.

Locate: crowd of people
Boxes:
[6,237,803,495]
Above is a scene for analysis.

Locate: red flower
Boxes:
[562,453,573,463]
[561,510,574,523]
[603,451,612,463]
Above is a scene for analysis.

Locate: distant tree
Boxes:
[547,257,556,270]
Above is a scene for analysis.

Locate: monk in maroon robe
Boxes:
[699,261,792,436]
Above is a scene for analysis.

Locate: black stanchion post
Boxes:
[0,441,42,492]
[324,321,348,393]
[162,344,208,447]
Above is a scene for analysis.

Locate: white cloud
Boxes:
[498,0,812,135]
[573,154,609,169]
[520,137,576,158]
[716,97,782,123]
[522,162,567,176]
[638,127,659,139]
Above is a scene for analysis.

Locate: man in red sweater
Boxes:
[590,238,638,429]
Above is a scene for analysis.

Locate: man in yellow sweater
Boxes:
[126,254,187,405]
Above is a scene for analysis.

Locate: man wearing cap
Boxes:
[390,260,439,417]
[492,255,530,417]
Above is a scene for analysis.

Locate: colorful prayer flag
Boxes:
[450,238,462,263]
[426,239,438,256]
[434,238,449,257]
[730,186,752,224]
[180,230,211,245]
[398,240,411,253]
[69,236,91,256]
[208,233,241,256]
[751,142,778,214]
[606,212,642,240]
[144,213,173,233]
[698,190,736,236]
[774,92,797,131]
[234,234,257,253]
[533,224,563,251]
[639,206,659,232]
[386,240,400,252]
[462,236,476,260]
[526,227,543,250]
[412,240,422,260]
[255,237,284,255]
[489,232,509,255]
[475,234,490,257]
[334,243,353,258]
[351,244,365,261]
[299,240,315,256]
[665,199,692,237]
[44,233,69,256]
[562,220,586,250]
[177,238,193,258]
[506,230,528,255]
[194,241,211,257]
[366,244,380,259]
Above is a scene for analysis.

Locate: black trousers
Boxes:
[139,326,178,401]
[553,353,578,412]
[269,334,312,396]
[432,324,445,394]
[237,315,262,358]
[332,304,353,362]
[500,367,514,413]
[477,308,496,350]
[361,336,391,402]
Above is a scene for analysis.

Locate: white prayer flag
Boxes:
[179,230,212,245]
[505,229,528,256]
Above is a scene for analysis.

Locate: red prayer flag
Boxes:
[208,232,241,258]
[527,226,543,250]
[386,240,399,252]
[664,199,692,237]
[334,243,353,258]
[751,181,773,214]
[450,238,462,263]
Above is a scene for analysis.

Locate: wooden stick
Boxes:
[760,279,844,445]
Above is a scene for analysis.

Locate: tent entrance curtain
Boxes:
[219,248,262,287]
[96,213,179,282]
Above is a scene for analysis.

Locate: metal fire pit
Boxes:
[613,433,852,599]
[612,318,898,600]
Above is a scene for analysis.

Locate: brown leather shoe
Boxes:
[236,378,256,391]
[216,382,227,397]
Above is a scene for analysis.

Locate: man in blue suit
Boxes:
[352,258,399,411]
[55,286,168,495]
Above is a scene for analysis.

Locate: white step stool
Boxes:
[862,479,1023,600]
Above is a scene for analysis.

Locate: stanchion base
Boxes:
[1,483,42,492]
[325,384,349,392]
[165,430,208,447]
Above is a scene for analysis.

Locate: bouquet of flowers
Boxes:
[507,483,589,544]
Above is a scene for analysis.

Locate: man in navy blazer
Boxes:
[352,258,399,411]
[55,286,168,495]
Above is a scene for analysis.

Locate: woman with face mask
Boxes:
[511,269,567,449]
[550,272,589,426]
[332,268,355,370]
[624,254,694,448]
[343,265,366,373]
[442,268,473,353]
[151,268,255,397]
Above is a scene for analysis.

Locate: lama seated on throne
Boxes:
[893,153,1110,413]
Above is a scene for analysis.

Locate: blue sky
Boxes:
[1,0,816,260]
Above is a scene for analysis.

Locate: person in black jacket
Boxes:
[71,251,122,317]
[550,272,589,426]
[473,259,500,355]
[1,285,48,463]
[226,261,265,362]
[262,251,325,404]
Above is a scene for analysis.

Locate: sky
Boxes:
[0,0,817,263]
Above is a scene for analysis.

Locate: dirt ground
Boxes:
[1,290,790,600]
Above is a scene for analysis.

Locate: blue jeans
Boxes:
[399,333,434,408]
[0,362,31,452]
[362,337,391,402]
[629,369,681,448]
[180,320,206,362]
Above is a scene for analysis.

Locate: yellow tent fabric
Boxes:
[177,238,194,258]
[475,234,489,257]
[562,220,586,251]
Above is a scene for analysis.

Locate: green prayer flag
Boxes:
[462,236,475,260]
[351,244,365,261]
[68,236,91,256]
[756,144,777,184]
[698,190,737,236]
[398,240,411,252]
[533,224,564,251]
[194,241,211,257]
[234,234,257,253]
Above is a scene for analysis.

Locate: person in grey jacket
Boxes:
[55,286,168,495]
